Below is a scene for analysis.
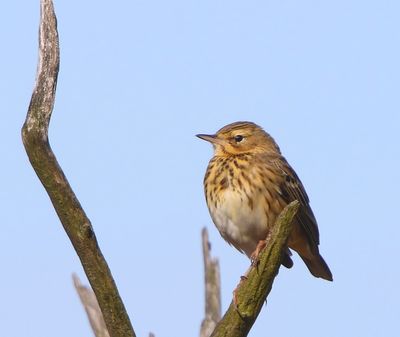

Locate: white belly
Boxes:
[208,188,270,257]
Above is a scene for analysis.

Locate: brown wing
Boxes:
[271,157,320,247]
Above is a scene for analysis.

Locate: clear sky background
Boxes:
[1,1,399,336]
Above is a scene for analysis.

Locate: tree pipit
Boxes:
[197,121,332,282]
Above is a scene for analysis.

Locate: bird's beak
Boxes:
[196,133,222,145]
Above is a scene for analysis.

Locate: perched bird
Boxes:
[197,121,332,281]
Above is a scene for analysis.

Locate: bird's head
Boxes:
[197,121,280,156]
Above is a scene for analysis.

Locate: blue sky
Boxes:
[1,1,399,336]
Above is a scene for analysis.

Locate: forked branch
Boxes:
[21,1,135,337]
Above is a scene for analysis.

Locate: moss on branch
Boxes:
[210,201,299,337]
[22,2,135,337]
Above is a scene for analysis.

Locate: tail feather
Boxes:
[282,248,293,268]
[300,253,333,281]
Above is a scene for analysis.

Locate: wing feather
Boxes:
[271,157,320,246]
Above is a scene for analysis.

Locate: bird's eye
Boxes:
[234,135,244,143]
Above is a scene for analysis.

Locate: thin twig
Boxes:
[73,274,110,337]
[200,228,221,337]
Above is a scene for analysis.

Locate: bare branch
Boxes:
[200,228,221,337]
[73,274,110,337]
[22,1,135,337]
[210,200,300,337]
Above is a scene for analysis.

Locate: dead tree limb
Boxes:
[210,200,299,337]
[73,274,110,337]
[21,1,135,337]
[200,228,221,337]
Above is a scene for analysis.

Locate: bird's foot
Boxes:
[250,240,267,266]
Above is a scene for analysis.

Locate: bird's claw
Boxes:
[250,240,267,266]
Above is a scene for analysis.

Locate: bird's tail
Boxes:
[282,248,294,268]
[300,253,333,281]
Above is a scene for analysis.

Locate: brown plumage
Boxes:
[197,121,332,281]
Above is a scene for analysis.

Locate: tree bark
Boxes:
[21,2,135,337]
[210,201,299,337]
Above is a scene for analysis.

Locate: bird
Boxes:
[197,121,332,281]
